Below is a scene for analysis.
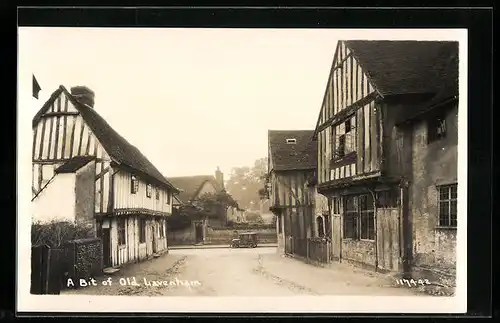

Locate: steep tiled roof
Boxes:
[32,86,179,192]
[394,46,459,123]
[268,130,317,172]
[345,40,458,96]
[55,156,95,173]
[167,175,220,203]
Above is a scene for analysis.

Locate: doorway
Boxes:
[195,222,203,243]
[152,223,157,253]
[102,228,111,268]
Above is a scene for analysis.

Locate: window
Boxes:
[139,218,147,243]
[343,194,375,240]
[343,195,359,239]
[332,116,356,161]
[117,218,126,246]
[377,188,399,208]
[337,135,346,158]
[131,175,139,194]
[286,138,296,144]
[166,191,171,205]
[155,187,160,200]
[438,184,457,228]
[345,119,351,133]
[332,197,341,214]
[146,183,152,198]
[316,216,325,237]
[427,113,447,143]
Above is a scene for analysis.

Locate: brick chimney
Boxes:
[71,86,95,108]
[215,166,224,191]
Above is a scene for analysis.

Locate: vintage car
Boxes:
[230,232,258,248]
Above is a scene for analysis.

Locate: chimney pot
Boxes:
[71,86,95,108]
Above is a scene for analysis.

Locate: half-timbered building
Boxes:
[31,85,179,268]
[313,40,459,278]
[167,168,242,244]
[267,130,317,256]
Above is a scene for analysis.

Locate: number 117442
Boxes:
[396,278,431,287]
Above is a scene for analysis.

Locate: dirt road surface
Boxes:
[62,247,422,296]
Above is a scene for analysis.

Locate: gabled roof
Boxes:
[32,85,179,193]
[167,175,221,203]
[268,130,317,172]
[344,40,458,97]
[55,156,95,174]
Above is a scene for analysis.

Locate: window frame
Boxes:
[131,174,139,194]
[155,187,160,200]
[427,111,447,144]
[332,115,356,161]
[437,184,457,228]
[342,194,375,241]
[146,183,152,198]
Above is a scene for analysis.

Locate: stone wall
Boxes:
[408,103,458,291]
[167,227,196,245]
[204,227,277,245]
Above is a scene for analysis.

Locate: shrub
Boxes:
[167,207,193,232]
[31,220,95,248]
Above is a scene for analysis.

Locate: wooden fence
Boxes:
[31,245,64,295]
[285,236,331,265]
[307,238,331,264]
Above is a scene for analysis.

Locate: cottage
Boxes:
[267,130,317,256]
[32,85,179,268]
[312,40,459,278]
[168,167,239,244]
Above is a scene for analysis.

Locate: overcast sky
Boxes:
[18,28,464,179]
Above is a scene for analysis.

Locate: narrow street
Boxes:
[63,247,422,297]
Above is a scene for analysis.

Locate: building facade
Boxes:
[32,85,179,268]
[313,40,459,277]
[267,130,317,256]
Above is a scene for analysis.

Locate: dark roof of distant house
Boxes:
[167,175,221,203]
[55,156,96,174]
[268,130,317,172]
[32,86,178,193]
[344,40,459,96]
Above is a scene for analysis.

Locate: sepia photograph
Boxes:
[17,26,467,313]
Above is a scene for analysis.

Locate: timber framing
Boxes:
[113,208,171,217]
[314,92,378,138]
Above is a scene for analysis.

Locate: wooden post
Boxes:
[306,238,309,262]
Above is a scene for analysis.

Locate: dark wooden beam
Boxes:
[69,116,77,158]
[32,157,107,164]
[317,93,378,133]
[37,118,46,160]
[41,112,79,118]
[53,116,61,159]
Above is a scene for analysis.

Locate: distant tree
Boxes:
[245,211,263,223]
[226,157,268,210]
[194,190,239,221]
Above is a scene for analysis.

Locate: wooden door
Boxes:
[102,228,111,268]
[195,222,203,243]
[152,223,157,253]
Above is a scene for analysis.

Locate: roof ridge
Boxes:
[32,85,178,193]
